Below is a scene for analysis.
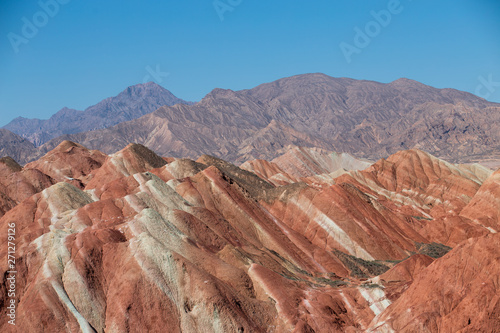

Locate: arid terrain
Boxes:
[3,74,500,168]
[3,82,193,147]
[2,0,498,329]
[1,141,498,332]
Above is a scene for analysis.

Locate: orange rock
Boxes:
[460,168,500,232]
[1,147,498,332]
[369,234,500,333]
[25,140,106,188]
[0,156,54,217]
[379,254,435,302]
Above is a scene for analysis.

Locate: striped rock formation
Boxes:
[0,143,498,332]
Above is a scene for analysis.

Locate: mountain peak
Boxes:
[54,140,85,151]
[392,77,417,83]
[3,82,193,148]
[140,81,160,87]
[389,77,430,88]
[120,81,170,97]
[129,81,164,90]
[120,143,167,169]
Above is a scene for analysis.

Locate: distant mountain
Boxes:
[0,129,37,164]
[3,82,193,146]
[33,73,500,167]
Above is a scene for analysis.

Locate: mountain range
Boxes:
[0,141,498,332]
[1,73,499,332]
[3,82,193,147]
[2,73,499,168]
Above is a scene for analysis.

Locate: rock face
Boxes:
[0,143,498,332]
[3,82,193,147]
[14,73,500,167]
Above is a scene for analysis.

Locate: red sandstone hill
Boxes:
[0,156,54,218]
[0,143,498,332]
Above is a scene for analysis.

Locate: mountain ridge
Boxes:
[2,73,500,167]
[39,73,500,166]
[3,82,193,146]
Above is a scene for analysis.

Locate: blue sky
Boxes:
[0,0,499,127]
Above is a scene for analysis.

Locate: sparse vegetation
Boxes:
[332,249,391,278]
[412,216,433,221]
[416,242,452,259]
[315,277,349,288]
[361,283,382,289]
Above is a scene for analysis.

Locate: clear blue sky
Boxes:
[0,0,499,127]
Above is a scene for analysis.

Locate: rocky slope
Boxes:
[0,129,38,164]
[240,146,371,186]
[369,233,500,333]
[17,73,499,167]
[460,168,500,230]
[3,82,192,147]
[0,156,54,218]
[0,143,498,332]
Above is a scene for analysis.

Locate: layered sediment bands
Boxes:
[24,141,107,188]
[460,168,500,231]
[0,141,109,218]
[240,159,299,186]
[380,254,435,285]
[271,146,371,179]
[240,146,371,187]
[368,234,500,333]
[344,149,488,213]
[0,156,55,218]
[263,182,427,261]
[1,143,498,332]
[332,149,494,246]
[86,143,167,192]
